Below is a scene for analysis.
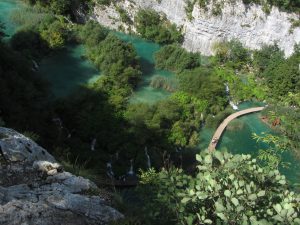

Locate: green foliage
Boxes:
[155,44,201,72]
[11,7,72,50]
[116,6,132,24]
[177,67,227,113]
[40,18,71,49]
[253,44,300,100]
[23,0,94,18]
[211,1,223,16]
[49,0,72,15]
[138,150,300,224]
[10,30,49,59]
[125,92,207,148]
[253,133,290,169]
[185,0,195,20]
[0,35,50,135]
[168,92,208,146]
[205,108,234,128]
[290,18,300,31]
[76,20,108,47]
[213,40,251,69]
[197,0,208,8]
[262,106,300,159]
[253,44,284,73]
[77,23,142,108]
[135,9,183,44]
[84,33,141,94]
[215,67,266,102]
[53,87,132,169]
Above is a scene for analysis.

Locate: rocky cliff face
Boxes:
[0,127,123,225]
[93,0,300,56]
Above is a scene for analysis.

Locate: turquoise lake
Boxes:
[115,32,173,103]
[0,0,21,37]
[1,0,299,185]
[37,45,100,97]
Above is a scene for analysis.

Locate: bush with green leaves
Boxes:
[261,106,300,160]
[253,44,300,99]
[125,92,208,148]
[76,20,109,48]
[212,40,251,69]
[10,7,72,50]
[23,0,94,18]
[39,18,72,49]
[178,67,227,114]
[155,44,201,72]
[205,107,234,128]
[214,66,267,102]
[0,32,51,136]
[85,33,142,108]
[253,132,291,169]
[135,9,183,44]
[138,150,300,225]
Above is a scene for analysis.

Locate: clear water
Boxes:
[1,0,299,184]
[38,45,100,97]
[0,0,100,97]
[200,102,300,184]
[115,32,173,103]
[0,0,21,37]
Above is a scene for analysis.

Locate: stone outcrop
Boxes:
[0,127,123,225]
[93,0,300,56]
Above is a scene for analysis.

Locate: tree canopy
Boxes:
[135,9,183,44]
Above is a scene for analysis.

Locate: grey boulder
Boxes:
[0,127,123,225]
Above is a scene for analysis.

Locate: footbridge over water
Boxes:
[208,107,265,151]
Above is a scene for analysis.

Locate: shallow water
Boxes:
[1,0,174,100]
[0,0,100,97]
[38,45,100,97]
[115,32,173,103]
[200,102,300,184]
[0,0,20,37]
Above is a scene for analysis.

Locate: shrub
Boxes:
[155,44,201,72]
[138,150,300,224]
[135,9,183,44]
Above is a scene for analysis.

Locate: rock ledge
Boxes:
[0,127,123,225]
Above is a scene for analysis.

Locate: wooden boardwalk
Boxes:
[208,107,265,151]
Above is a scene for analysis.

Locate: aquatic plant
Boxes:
[150,75,177,92]
[227,120,245,131]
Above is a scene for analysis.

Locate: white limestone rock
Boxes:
[93,0,300,57]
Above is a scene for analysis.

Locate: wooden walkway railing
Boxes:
[208,107,265,151]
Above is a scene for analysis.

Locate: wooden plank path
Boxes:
[208,107,265,151]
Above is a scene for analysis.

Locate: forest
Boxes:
[0,0,300,224]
